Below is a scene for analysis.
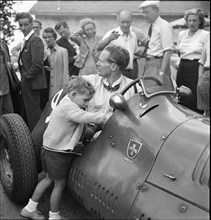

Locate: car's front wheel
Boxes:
[0,114,38,203]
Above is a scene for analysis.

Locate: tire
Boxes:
[0,114,38,203]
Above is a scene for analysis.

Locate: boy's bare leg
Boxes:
[50,178,66,212]
[20,173,53,219]
[32,173,53,202]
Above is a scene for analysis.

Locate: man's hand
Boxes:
[6,61,12,68]
[44,66,52,71]
[73,54,79,60]
[109,31,120,41]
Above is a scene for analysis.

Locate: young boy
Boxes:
[20,76,108,220]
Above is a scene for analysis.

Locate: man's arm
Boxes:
[62,49,69,87]
[68,49,77,65]
[69,29,84,46]
[97,31,120,51]
[134,48,146,58]
[198,63,204,78]
[198,50,206,79]
[56,38,77,65]
[26,37,44,78]
[160,49,172,74]
[132,26,147,46]
[159,23,174,75]
[133,32,146,58]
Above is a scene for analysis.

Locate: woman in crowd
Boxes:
[176,8,209,113]
[43,27,69,99]
[70,18,101,76]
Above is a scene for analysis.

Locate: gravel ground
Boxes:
[0,172,94,220]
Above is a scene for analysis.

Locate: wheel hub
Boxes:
[0,134,13,187]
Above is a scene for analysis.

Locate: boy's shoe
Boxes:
[20,208,45,219]
[48,216,62,220]
[49,214,66,220]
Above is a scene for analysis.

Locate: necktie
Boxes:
[142,24,152,56]
[21,39,26,51]
[103,83,120,92]
[19,39,26,66]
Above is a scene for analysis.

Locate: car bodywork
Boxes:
[0,75,209,219]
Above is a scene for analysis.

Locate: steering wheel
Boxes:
[121,76,162,96]
[121,78,141,96]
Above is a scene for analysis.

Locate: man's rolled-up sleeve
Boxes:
[160,24,174,52]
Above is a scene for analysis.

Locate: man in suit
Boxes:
[11,19,45,59]
[16,12,47,131]
[0,38,14,115]
[55,21,79,77]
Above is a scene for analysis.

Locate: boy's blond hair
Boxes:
[67,76,95,95]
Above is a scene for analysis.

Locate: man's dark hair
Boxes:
[55,21,68,31]
[43,27,57,40]
[15,12,33,23]
[33,19,42,27]
[105,45,130,71]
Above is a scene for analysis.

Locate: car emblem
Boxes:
[127,139,142,159]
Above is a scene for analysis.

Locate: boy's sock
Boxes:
[24,198,39,212]
[49,211,61,220]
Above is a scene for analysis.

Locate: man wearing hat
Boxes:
[139,0,174,77]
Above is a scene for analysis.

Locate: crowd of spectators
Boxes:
[1,1,210,127]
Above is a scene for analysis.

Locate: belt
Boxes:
[204,67,210,71]
[146,56,163,61]
[181,59,199,62]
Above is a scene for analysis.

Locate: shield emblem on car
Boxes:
[127,139,142,159]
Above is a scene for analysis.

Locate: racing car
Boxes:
[0,75,209,219]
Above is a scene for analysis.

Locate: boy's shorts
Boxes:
[41,147,74,180]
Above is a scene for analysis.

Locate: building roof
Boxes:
[29,1,210,16]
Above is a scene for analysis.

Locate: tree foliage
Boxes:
[0,0,16,42]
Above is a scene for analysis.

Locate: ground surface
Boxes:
[0,172,94,220]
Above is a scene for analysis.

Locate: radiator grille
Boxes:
[91,181,118,213]
[69,166,86,207]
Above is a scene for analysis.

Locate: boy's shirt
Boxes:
[43,95,107,151]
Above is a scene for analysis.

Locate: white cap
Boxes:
[139,0,160,9]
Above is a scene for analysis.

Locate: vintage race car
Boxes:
[0,75,209,220]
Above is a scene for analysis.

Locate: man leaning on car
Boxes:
[82,44,136,121]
